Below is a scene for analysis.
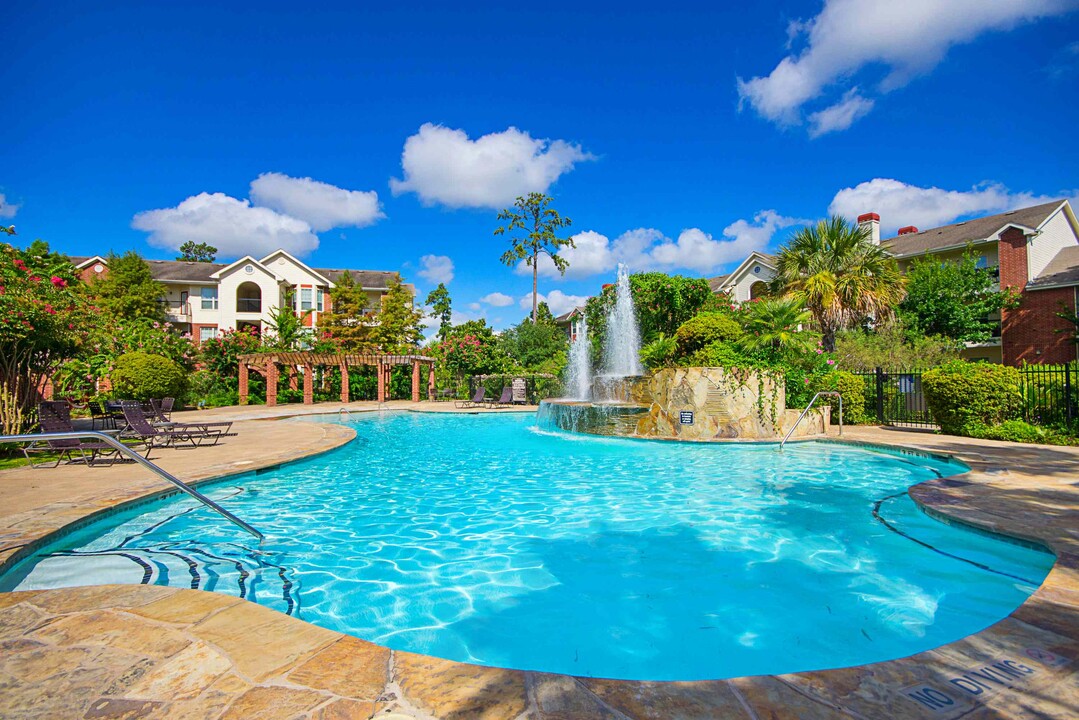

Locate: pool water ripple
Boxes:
[0,412,1055,681]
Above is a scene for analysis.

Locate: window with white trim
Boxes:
[300,287,313,311]
[200,286,218,310]
[317,289,324,312]
[199,326,218,342]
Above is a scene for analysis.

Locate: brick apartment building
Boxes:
[870,199,1079,365]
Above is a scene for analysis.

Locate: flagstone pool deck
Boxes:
[1,404,1077,719]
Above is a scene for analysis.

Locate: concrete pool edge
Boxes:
[0,417,1077,718]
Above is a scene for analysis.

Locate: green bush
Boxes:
[973,420,1050,444]
[922,360,1022,435]
[640,334,677,370]
[674,313,744,356]
[110,352,188,401]
[688,341,757,369]
[813,371,869,425]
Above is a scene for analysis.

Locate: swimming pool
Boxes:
[0,412,1054,681]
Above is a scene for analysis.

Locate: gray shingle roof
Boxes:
[72,256,399,289]
[1030,246,1079,289]
[880,200,1063,257]
[707,274,730,292]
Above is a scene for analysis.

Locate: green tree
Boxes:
[834,325,959,371]
[496,192,574,323]
[499,303,568,370]
[772,215,906,351]
[266,291,312,350]
[85,251,166,323]
[425,283,453,342]
[899,249,1018,344]
[318,271,373,351]
[374,275,425,353]
[737,297,816,356]
[0,237,91,433]
[176,241,217,262]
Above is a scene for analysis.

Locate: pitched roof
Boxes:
[1030,245,1079,289]
[880,200,1064,257]
[707,274,730,292]
[71,255,399,289]
[314,268,400,289]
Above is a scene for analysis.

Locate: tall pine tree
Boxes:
[317,271,373,351]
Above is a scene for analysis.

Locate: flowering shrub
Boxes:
[110,351,188,401]
[0,239,91,433]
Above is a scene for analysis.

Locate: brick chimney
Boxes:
[898,226,919,236]
[857,212,880,244]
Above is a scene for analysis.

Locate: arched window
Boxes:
[749,280,769,300]
[237,282,262,313]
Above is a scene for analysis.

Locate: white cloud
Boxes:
[417,254,455,285]
[516,214,803,278]
[389,123,594,209]
[738,0,1074,134]
[807,89,875,138]
[249,172,384,232]
[132,192,319,258]
[468,302,482,311]
[480,292,515,307]
[0,193,19,219]
[520,289,589,317]
[828,178,1071,235]
[651,212,804,273]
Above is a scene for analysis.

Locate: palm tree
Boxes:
[738,297,816,355]
[771,215,905,351]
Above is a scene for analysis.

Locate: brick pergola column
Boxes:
[303,364,313,404]
[239,363,249,405]
[411,359,421,402]
[377,361,386,403]
[266,362,279,407]
[427,363,436,401]
[339,361,349,404]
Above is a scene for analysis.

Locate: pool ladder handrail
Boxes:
[0,430,264,542]
[780,391,842,449]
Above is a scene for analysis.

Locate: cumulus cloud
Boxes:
[0,193,19,219]
[132,192,319,258]
[807,89,875,137]
[389,123,594,209]
[480,292,515,307]
[249,172,384,232]
[519,289,589,317]
[828,178,1071,235]
[417,254,455,285]
[738,0,1075,134]
[517,214,803,278]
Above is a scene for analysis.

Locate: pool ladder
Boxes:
[0,430,264,542]
[780,391,842,449]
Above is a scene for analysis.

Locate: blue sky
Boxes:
[4,1,1078,330]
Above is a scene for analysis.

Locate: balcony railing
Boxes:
[236,298,262,313]
[158,300,191,320]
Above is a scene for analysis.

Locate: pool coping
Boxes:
[1,412,1078,719]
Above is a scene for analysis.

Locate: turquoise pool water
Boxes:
[0,412,1055,681]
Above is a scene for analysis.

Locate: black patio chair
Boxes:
[455,387,486,409]
[23,401,121,468]
[485,387,513,409]
[118,402,228,456]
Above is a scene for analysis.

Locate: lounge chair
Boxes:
[118,402,228,454]
[23,401,121,468]
[151,397,174,422]
[455,387,486,408]
[486,387,513,409]
[147,398,235,437]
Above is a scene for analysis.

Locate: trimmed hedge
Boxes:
[922,360,1022,436]
[110,351,187,401]
[814,371,869,425]
[674,313,744,356]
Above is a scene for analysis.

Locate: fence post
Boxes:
[875,367,885,424]
[1067,364,1075,425]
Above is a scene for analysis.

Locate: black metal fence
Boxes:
[466,374,563,404]
[854,364,1078,430]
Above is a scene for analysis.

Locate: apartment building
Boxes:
[71,249,408,344]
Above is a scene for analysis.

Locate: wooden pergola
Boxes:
[237,352,437,406]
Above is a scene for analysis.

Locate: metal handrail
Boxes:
[780,391,842,449]
[0,431,264,542]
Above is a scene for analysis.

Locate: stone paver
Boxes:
[0,408,1077,718]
